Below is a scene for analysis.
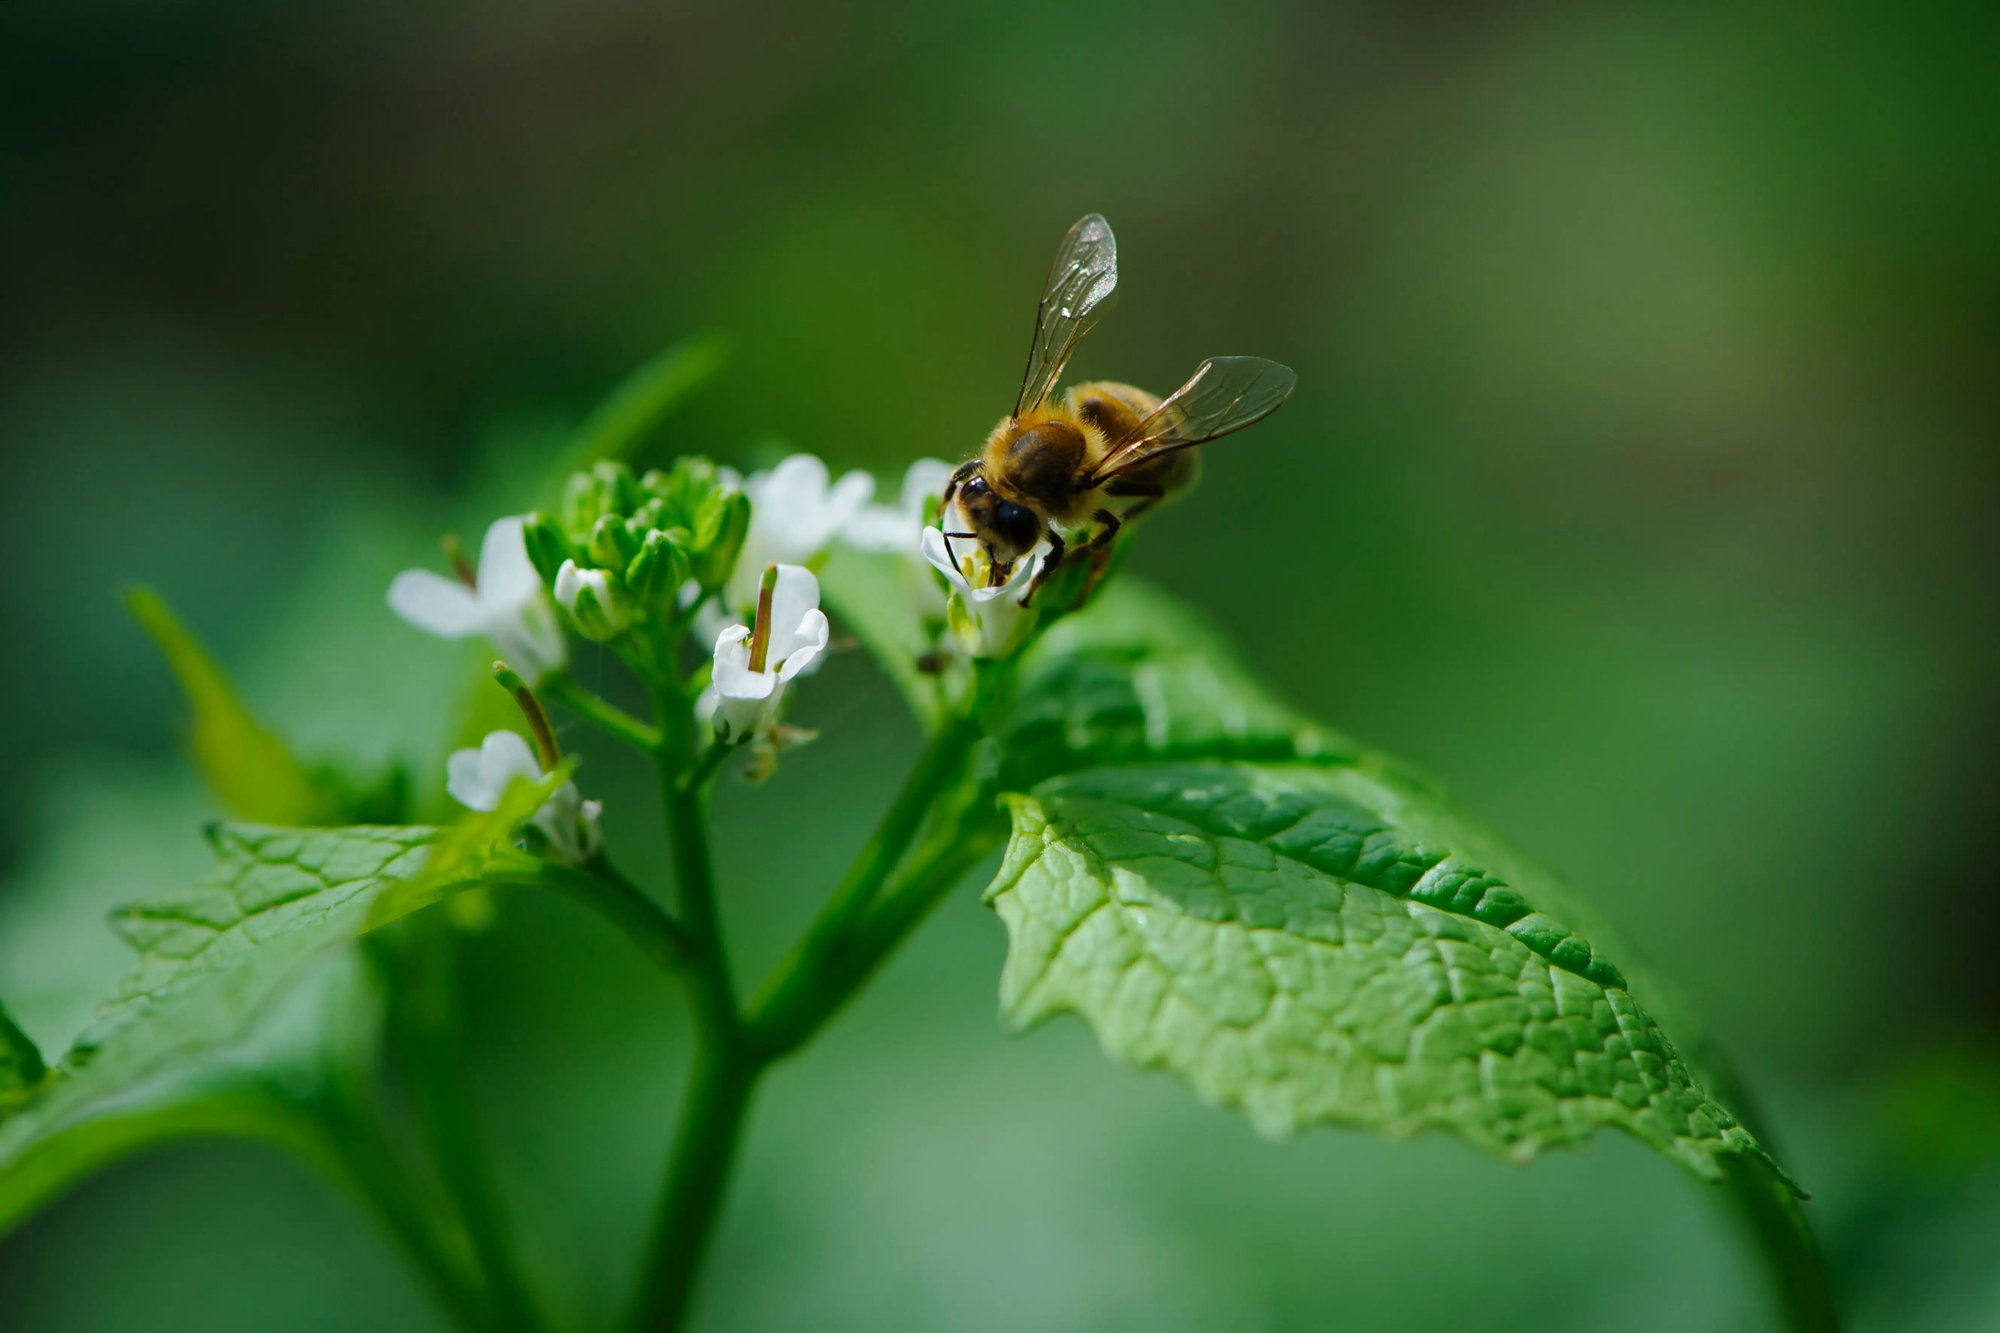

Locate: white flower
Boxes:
[843,457,958,619]
[920,525,1043,658]
[446,730,602,864]
[553,559,628,638]
[388,516,566,681]
[705,564,830,742]
[844,457,955,555]
[722,454,874,613]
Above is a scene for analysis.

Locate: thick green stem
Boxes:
[747,714,983,1055]
[628,679,998,1327]
[626,687,753,1332]
[628,1046,761,1332]
[1720,1156,1843,1333]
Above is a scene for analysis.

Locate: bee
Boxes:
[940,213,1296,604]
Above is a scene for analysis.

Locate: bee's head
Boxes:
[957,471,1041,568]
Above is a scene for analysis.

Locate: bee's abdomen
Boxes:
[1067,381,1156,443]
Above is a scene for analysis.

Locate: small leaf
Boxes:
[0,952,382,1238]
[123,586,344,826]
[0,821,518,1185]
[365,768,561,928]
[987,760,1790,1188]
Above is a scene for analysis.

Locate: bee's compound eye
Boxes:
[994,501,1038,550]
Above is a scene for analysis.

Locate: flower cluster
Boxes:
[388,443,1091,841]
[523,457,750,646]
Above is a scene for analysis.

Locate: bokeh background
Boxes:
[2,2,1996,1329]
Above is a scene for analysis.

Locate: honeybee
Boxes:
[941,212,1296,603]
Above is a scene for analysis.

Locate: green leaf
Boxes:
[0,952,381,1238]
[1001,580,1359,790]
[0,821,512,1195]
[987,759,1790,1188]
[365,770,560,928]
[0,1002,45,1099]
[123,585,345,826]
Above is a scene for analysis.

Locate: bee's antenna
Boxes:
[942,530,978,575]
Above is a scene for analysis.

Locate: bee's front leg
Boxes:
[939,459,981,521]
[1020,527,1065,607]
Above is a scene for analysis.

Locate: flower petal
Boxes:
[388,570,486,638]
[899,458,954,520]
[919,526,972,593]
[446,730,540,811]
[711,627,777,702]
[750,454,832,518]
[477,516,541,605]
[765,563,822,662]
[776,609,830,682]
[493,600,567,682]
[817,469,876,545]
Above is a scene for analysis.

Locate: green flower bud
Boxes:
[588,513,641,570]
[692,490,750,591]
[553,560,629,641]
[521,513,574,588]
[626,529,692,605]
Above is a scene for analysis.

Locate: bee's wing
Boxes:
[1014,214,1119,417]
[1088,356,1296,483]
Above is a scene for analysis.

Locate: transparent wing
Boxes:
[1014,214,1118,417]
[1088,356,1296,482]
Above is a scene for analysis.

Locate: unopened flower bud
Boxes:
[554,560,629,640]
[521,513,574,588]
[693,490,750,593]
[588,514,641,570]
[626,528,692,605]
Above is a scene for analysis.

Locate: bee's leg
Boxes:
[1102,479,1165,528]
[1086,508,1122,552]
[940,460,981,522]
[1021,527,1066,607]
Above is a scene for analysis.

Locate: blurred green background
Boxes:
[2,1,1996,1329]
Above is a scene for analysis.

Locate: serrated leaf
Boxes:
[123,585,345,826]
[0,951,381,1237]
[0,821,511,1189]
[1002,580,1358,789]
[986,760,1789,1188]
[365,769,558,928]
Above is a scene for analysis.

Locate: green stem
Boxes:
[747,713,983,1055]
[309,1095,489,1333]
[1720,1156,1843,1333]
[628,1045,761,1333]
[547,675,662,751]
[394,922,549,1333]
[628,677,999,1327]
[535,861,694,973]
[626,686,756,1332]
